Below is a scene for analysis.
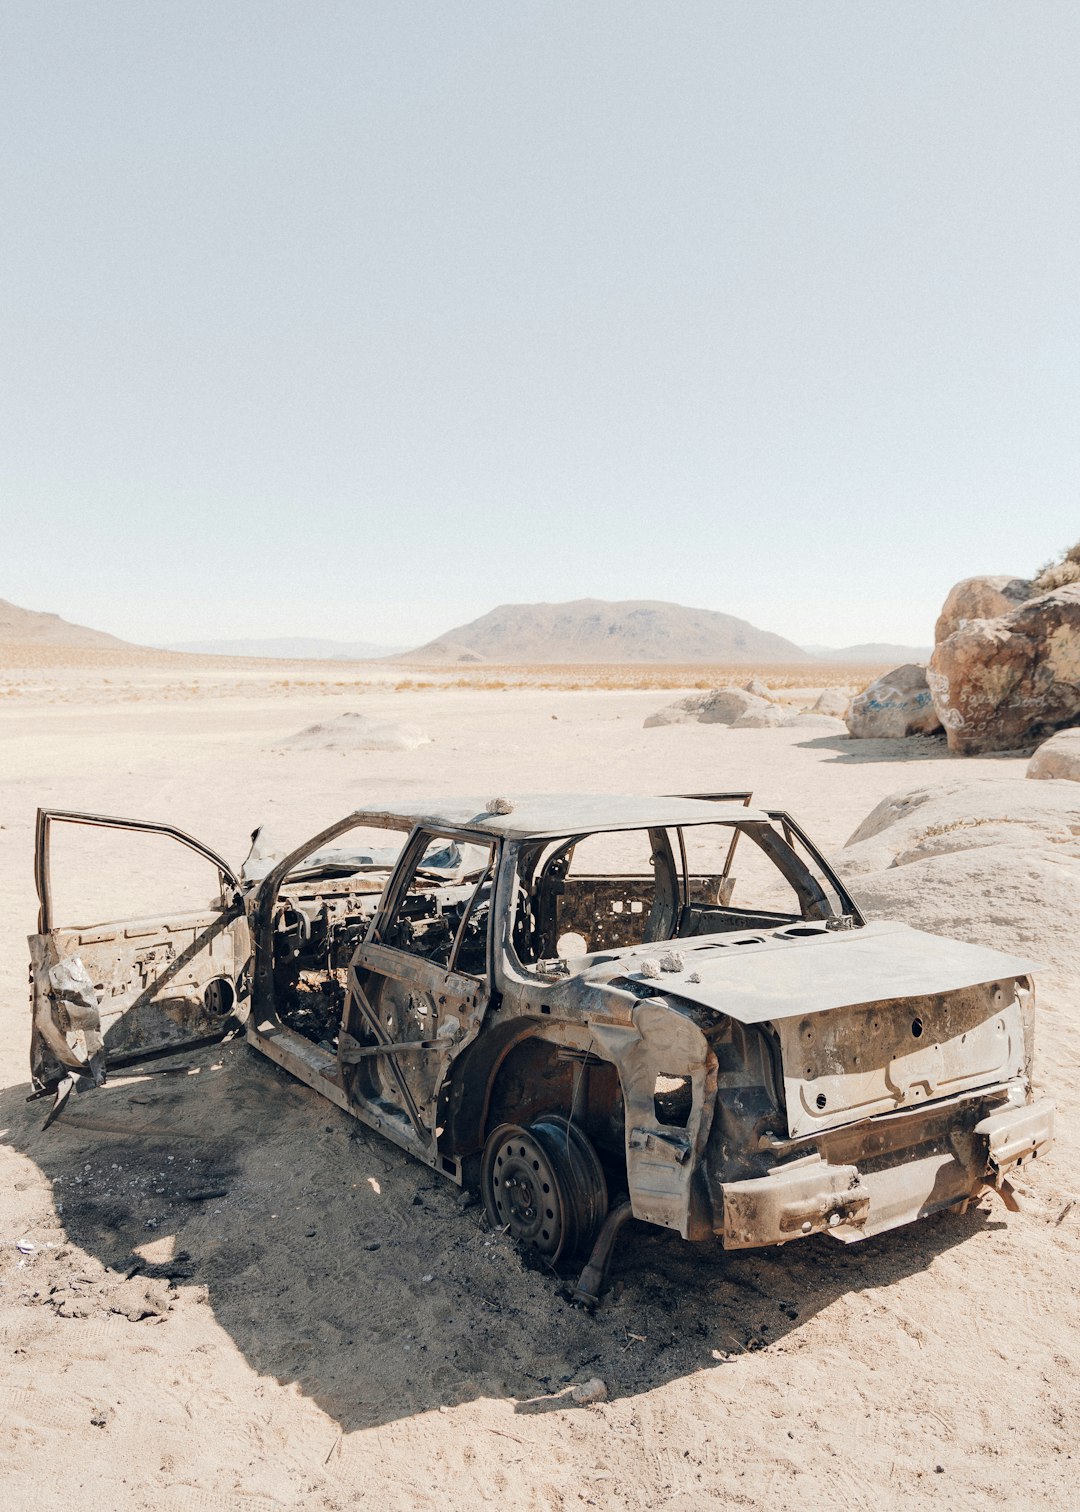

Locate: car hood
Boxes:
[584,920,1036,1025]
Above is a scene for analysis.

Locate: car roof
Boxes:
[345,794,771,841]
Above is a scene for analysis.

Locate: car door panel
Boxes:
[344,942,486,1131]
[29,810,250,1105]
[335,832,496,1153]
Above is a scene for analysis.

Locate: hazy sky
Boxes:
[2,4,1078,649]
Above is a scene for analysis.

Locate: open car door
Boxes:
[29,810,251,1125]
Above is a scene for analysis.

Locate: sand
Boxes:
[1,653,1076,1510]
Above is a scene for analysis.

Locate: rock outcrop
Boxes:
[644,687,772,728]
[645,687,847,733]
[928,584,1080,755]
[845,664,942,739]
[934,575,1032,644]
[1028,728,1080,783]
[842,777,1080,993]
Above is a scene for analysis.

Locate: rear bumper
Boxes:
[718,1095,1054,1249]
[975,1101,1054,1173]
[720,1155,871,1247]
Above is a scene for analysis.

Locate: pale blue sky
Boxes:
[2,4,1077,648]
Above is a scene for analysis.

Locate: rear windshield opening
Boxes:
[511,815,854,972]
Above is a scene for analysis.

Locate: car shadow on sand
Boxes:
[1,1040,1003,1433]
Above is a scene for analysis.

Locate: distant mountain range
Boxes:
[394,598,813,664]
[0,597,133,648]
[802,642,933,663]
[164,636,407,660]
[0,595,931,667]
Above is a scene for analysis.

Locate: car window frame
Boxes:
[372,826,500,981]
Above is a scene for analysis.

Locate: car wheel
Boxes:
[481,1115,608,1265]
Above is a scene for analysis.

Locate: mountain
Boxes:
[0,598,133,648]
[804,642,933,664]
[165,636,407,660]
[395,599,813,664]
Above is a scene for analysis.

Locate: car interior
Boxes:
[268,816,844,1046]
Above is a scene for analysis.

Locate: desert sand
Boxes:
[1,652,1076,1511]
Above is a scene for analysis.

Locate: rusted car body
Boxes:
[28,793,1054,1301]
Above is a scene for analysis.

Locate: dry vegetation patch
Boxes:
[0,653,880,708]
[1033,540,1080,593]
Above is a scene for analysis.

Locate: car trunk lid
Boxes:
[773,979,1028,1136]
[601,920,1035,1137]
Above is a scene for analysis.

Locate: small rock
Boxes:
[57,1296,92,1320]
[485,797,514,815]
[658,951,684,973]
[571,1378,608,1406]
[638,960,661,980]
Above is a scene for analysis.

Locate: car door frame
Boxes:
[245,812,499,1181]
[30,808,249,1115]
[342,825,499,1157]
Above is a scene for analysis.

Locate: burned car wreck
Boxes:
[29,793,1054,1304]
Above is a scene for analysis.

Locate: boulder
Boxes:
[811,688,850,719]
[741,676,775,701]
[841,776,1080,994]
[934,575,1032,644]
[845,664,942,739]
[697,688,774,724]
[643,693,710,728]
[790,712,848,732]
[645,685,849,732]
[928,584,1080,755]
[644,687,771,729]
[1027,728,1080,782]
[731,703,786,728]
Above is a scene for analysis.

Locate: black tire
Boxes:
[481,1115,608,1265]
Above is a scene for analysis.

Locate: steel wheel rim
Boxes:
[481,1116,608,1265]
[484,1125,566,1259]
